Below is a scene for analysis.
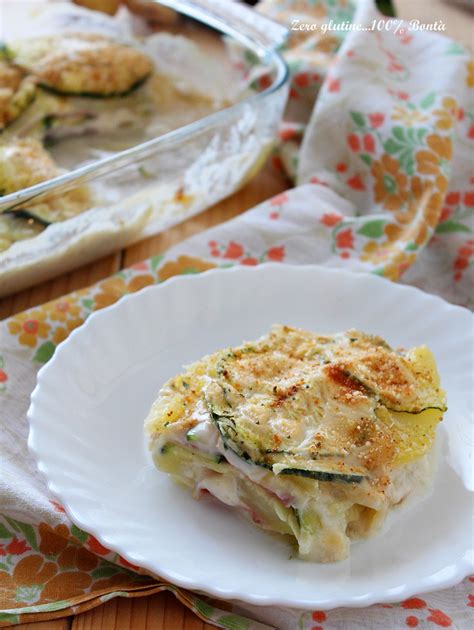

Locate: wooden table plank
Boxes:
[0,253,121,320]
[16,620,70,630]
[70,593,217,630]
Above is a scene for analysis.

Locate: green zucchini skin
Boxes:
[4,209,52,227]
[157,442,227,472]
[386,405,447,414]
[211,411,366,484]
[279,467,364,484]
[0,212,45,252]
[38,74,151,99]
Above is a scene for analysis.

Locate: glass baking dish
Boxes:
[0,0,289,297]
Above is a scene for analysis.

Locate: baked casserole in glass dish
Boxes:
[0,0,289,296]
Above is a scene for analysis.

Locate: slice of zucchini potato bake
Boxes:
[146,325,446,562]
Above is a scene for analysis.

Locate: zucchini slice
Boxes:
[155,442,226,475]
[319,332,446,413]
[202,326,446,478]
[12,33,153,98]
[208,387,367,484]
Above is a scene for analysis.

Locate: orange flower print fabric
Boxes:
[158,255,216,281]
[0,517,158,622]
[7,311,51,349]
[0,356,7,393]
[466,59,474,88]
[93,274,155,310]
[371,154,408,211]
[0,519,244,628]
[416,134,452,176]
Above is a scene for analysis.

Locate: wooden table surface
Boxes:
[3,0,472,627]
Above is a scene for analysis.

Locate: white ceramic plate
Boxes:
[28,264,474,609]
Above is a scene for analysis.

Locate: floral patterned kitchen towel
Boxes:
[0,0,473,628]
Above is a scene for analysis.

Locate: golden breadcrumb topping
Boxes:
[146,325,446,487]
[0,60,36,129]
[13,33,152,96]
[0,137,59,194]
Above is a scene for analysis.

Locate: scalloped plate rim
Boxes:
[27,264,474,609]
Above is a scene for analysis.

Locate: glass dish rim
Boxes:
[0,3,289,213]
